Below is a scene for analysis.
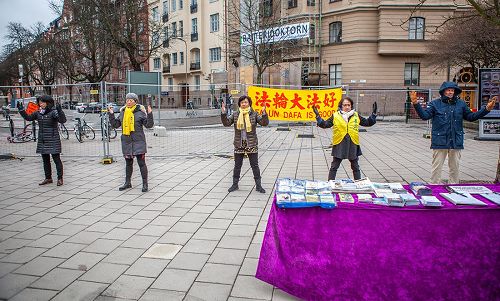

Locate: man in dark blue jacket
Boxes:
[411,81,497,184]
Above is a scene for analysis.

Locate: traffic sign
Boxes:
[90,89,99,95]
[230,90,240,95]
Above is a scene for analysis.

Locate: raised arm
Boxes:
[463,96,497,122]
[257,106,269,126]
[410,91,436,120]
[141,105,154,128]
[220,102,234,126]
[108,108,122,128]
[54,103,67,123]
[17,102,37,121]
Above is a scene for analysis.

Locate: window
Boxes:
[179,21,183,36]
[152,32,160,47]
[152,7,159,21]
[172,21,177,36]
[209,47,221,62]
[179,0,183,9]
[168,77,173,91]
[180,52,184,64]
[288,0,297,8]
[329,64,342,86]
[329,22,342,43]
[194,75,200,91]
[210,14,219,32]
[192,18,198,33]
[404,63,420,86]
[172,52,178,65]
[162,1,168,13]
[163,26,169,40]
[153,58,161,69]
[171,0,176,11]
[408,17,425,40]
[262,0,273,17]
[307,0,315,6]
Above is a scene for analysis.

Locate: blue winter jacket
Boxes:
[413,81,489,149]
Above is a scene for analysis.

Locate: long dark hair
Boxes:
[338,97,354,110]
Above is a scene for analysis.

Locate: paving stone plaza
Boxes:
[0,121,498,300]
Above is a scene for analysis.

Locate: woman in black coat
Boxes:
[108,93,154,192]
[17,95,67,186]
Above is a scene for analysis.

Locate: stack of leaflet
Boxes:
[275,178,336,209]
[481,193,500,205]
[420,196,442,207]
[330,178,374,194]
[383,193,404,207]
[440,193,487,206]
[357,194,373,203]
[410,182,433,196]
[389,183,408,194]
[338,193,355,203]
[448,186,492,194]
[399,193,420,206]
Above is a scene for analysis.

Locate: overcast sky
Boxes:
[0,0,58,48]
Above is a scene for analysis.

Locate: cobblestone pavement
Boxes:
[0,121,498,300]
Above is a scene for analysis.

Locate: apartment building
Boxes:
[229,0,470,89]
[148,0,227,107]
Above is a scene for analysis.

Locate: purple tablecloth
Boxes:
[256,184,500,301]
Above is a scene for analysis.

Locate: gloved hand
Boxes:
[372,102,378,115]
[55,103,63,112]
[16,101,24,111]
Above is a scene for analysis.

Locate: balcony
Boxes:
[190,3,197,13]
[191,32,198,42]
[190,62,200,70]
[162,13,168,23]
[163,66,171,73]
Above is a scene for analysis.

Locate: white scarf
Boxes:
[340,109,355,123]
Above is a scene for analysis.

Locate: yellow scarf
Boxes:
[122,105,136,136]
[237,107,252,132]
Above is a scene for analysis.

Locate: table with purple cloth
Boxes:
[256,184,500,301]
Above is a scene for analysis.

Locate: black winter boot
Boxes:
[255,178,266,193]
[119,160,133,191]
[228,177,239,192]
[142,179,148,192]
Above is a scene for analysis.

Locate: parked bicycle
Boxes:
[100,111,117,141]
[74,113,95,143]
[7,120,36,143]
[58,123,69,140]
[186,99,198,118]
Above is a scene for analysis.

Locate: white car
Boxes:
[76,103,86,113]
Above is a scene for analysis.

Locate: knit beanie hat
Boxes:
[126,93,139,102]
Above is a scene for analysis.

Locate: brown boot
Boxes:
[39,179,53,185]
[57,179,63,186]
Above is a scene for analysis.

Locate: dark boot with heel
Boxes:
[255,178,266,193]
[142,179,148,192]
[228,177,239,192]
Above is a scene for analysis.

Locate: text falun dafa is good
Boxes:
[248,86,343,122]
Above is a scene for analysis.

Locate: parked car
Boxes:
[84,102,102,113]
[62,100,78,110]
[76,103,87,113]
[107,103,120,112]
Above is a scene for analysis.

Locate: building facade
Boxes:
[148,0,227,108]
[229,0,470,89]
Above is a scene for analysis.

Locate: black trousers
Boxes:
[42,154,63,180]
[329,157,361,181]
[233,153,261,181]
[125,154,148,182]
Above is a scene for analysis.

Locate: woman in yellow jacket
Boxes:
[313,97,377,180]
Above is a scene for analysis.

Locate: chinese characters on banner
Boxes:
[248,86,343,121]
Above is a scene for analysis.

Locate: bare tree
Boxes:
[93,0,165,71]
[227,0,311,84]
[56,0,117,84]
[426,14,500,81]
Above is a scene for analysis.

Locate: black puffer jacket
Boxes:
[109,105,154,156]
[221,109,269,148]
[19,107,67,154]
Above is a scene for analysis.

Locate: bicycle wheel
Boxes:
[74,126,83,143]
[83,125,95,140]
[23,123,35,142]
[109,126,117,139]
[59,123,69,139]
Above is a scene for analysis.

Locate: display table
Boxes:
[256,184,500,301]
